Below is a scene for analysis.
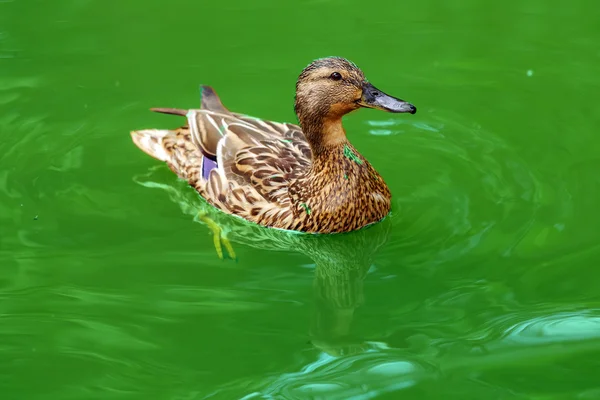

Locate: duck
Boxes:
[130,57,416,234]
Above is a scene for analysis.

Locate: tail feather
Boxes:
[148,86,229,118]
[130,128,205,183]
[130,129,173,162]
[150,108,187,117]
[200,85,229,113]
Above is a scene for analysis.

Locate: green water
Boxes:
[2,0,600,398]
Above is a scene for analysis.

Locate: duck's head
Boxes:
[294,57,416,139]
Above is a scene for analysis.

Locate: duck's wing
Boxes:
[151,86,303,159]
[132,86,312,223]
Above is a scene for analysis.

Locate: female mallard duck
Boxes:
[131,57,416,233]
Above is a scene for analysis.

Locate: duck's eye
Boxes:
[329,72,342,81]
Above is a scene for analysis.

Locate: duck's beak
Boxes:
[358,82,416,114]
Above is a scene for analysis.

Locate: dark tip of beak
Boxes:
[394,102,417,114]
[360,82,416,115]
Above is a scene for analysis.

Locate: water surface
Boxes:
[2,0,600,399]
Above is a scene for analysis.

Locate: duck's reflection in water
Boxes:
[307,229,388,356]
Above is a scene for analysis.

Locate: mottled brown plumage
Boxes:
[130,57,416,233]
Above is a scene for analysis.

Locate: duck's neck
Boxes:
[301,115,349,162]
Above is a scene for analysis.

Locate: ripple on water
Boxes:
[361,111,549,270]
[502,311,600,345]
[0,284,211,399]
[206,346,435,400]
